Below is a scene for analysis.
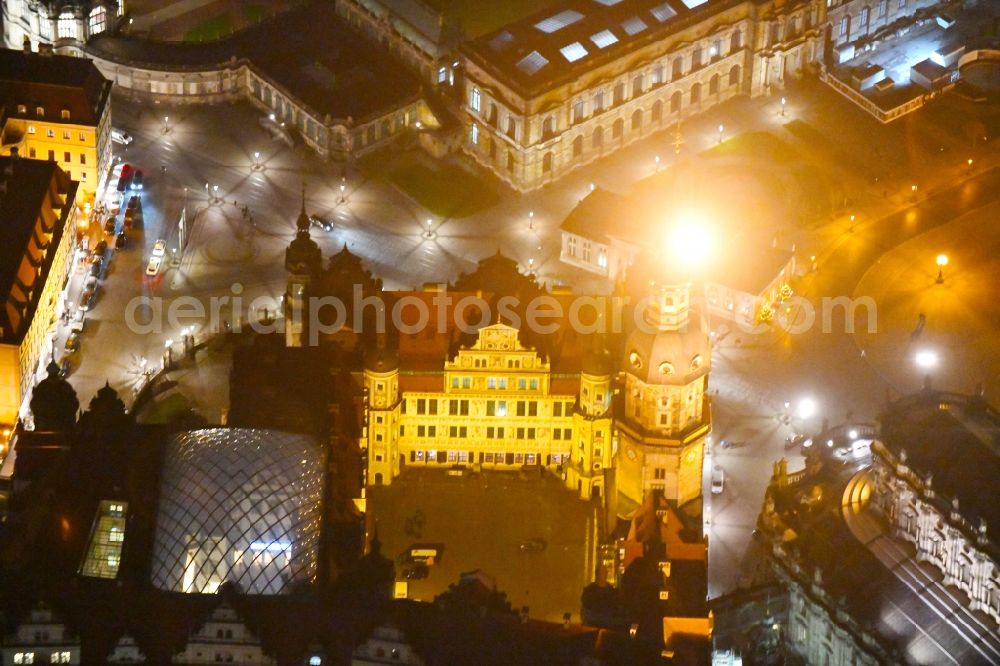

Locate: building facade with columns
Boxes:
[868,390,1000,624]
[459,0,825,191]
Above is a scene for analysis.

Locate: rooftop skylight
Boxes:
[535,9,585,33]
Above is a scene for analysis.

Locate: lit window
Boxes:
[58,11,77,39]
[590,30,618,49]
[89,6,106,34]
[470,124,478,145]
[61,110,70,121]
[560,42,588,63]
[17,104,26,114]
[470,87,481,113]
[28,125,36,134]
[534,10,584,33]
[36,106,45,116]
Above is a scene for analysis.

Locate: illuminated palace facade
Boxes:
[460,0,825,191]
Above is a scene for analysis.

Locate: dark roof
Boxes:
[0,157,76,344]
[879,390,1000,548]
[85,1,422,123]
[463,0,740,99]
[560,187,633,241]
[0,48,112,126]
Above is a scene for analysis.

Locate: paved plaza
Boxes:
[367,468,599,623]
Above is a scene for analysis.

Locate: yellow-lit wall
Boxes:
[1,102,111,203]
[0,179,77,427]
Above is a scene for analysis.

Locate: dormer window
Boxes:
[629,351,642,369]
[17,104,26,114]
[659,362,675,375]
[61,109,70,120]
[36,106,44,116]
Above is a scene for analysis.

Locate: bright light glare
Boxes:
[668,214,712,267]
[915,350,938,368]
[797,398,817,419]
[936,254,948,267]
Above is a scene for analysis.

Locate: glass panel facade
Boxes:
[150,429,324,595]
[79,500,128,579]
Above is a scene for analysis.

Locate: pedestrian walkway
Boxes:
[842,472,1000,665]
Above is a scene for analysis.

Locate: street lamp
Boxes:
[654,154,661,172]
[910,183,918,202]
[915,350,938,369]
[528,210,534,230]
[252,151,261,170]
[212,185,219,203]
[935,254,948,284]
[967,158,974,174]
[780,97,786,117]
[849,214,856,233]
[163,115,170,134]
[717,124,724,144]
[339,176,347,204]
[796,397,817,420]
[423,218,436,240]
[528,257,535,273]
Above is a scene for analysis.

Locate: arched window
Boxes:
[613,82,625,105]
[58,11,77,39]
[690,82,701,104]
[488,103,498,127]
[541,115,555,139]
[709,74,720,95]
[374,472,383,484]
[651,100,663,123]
[630,109,642,131]
[672,58,684,81]
[592,126,603,149]
[89,6,106,35]
[728,65,741,87]
[730,30,742,52]
[612,117,624,139]
[632,74,643,97]
[573,135,583,157]
[670,91,682,113]
[542,151,553,173]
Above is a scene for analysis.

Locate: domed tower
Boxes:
[29,361,79,431]
[284,188,322,348]
[615,280,711,515]
[363,336,400,487]
[568,339,614,501]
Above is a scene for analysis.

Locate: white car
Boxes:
[111,128,133,145]
[145,256,162,276]
[152,239,167,257]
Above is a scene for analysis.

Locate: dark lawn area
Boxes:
[368,467,599,623]
[386,155,500,219]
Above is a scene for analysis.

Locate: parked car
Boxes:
[89,261,102,279]
[127,194,140,210]
[78,288,95,312]
[116,232,128,250]
[103,215,116,235]
[64,331,80,353]
[131,169,144,191]
[519,538,547,553]
[145,256,162,276]
[152,239,167,257]
[116,164,133,192]
[59,358,73,379]
[123,209,135,229]
[111,128,133,145]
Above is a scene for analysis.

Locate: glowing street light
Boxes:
[796,397,817,420]
[528,210,534,230]
[849,213,856,233]
[780,97,786,116]
[915,350,938,368]
[252,151,261,170]
[423,218,436,240]
[717,124,724,144]
[163,115,169,133]
[967,158,974,174]
[935,254,948,284]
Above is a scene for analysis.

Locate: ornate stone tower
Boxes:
[284,189,321,348]
[363,337,400,486]
[569,341,614,501]
[614,280,711,516]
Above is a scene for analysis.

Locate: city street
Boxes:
[57,79,999,602]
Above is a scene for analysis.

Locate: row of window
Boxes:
[402,424,577,441]
[469,30,744,145]
[11,652,72,664]
[407,397,573,416]
[27,126,89,141]
[836,0,905,38]
[447,375,541,390]
[24,147,87,165]
[408,450,568,465]
[565,235,609,268]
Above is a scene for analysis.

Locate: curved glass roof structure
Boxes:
[150,428,324,595]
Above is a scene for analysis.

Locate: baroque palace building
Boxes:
[283,203,712,520]
[459,0,825,191]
